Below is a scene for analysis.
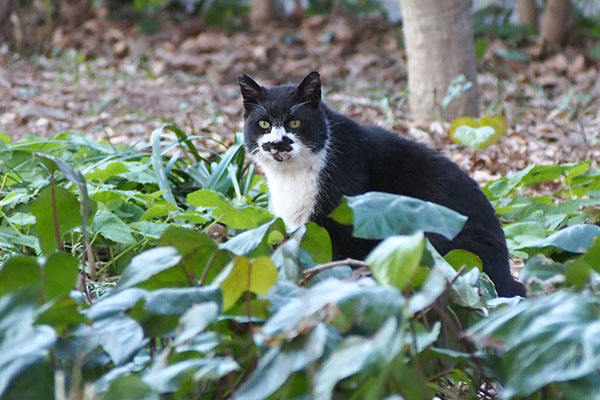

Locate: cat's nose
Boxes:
[262,136,293,153]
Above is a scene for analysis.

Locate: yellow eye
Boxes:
[289,119,301,129]
[258,120,271,129]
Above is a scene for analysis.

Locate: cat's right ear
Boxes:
[296,71,321,104]
[238,74,265,106]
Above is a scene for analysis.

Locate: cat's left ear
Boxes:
[297,71,321,103]
[238,74,265,105]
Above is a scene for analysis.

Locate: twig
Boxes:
[199,249,221,286]
[300,258,369,284]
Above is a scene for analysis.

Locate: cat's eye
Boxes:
[288,119,301,129]
[258,120,271,129]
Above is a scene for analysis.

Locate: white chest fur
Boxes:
[260,162,322,230]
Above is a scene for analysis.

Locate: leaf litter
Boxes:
[0,11,598,184]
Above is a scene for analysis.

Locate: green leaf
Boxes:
[157,226,221,282]
[102,375,159,400]
[35,297,90,333]
[204,143,245,193]
[475,37,489,60]
[495,48,530,61]
[520,255,566,283]
[129,221,169,239]
[332,192,467,240]
[85,161,130,182]
[0,290,57,397]
[91,210,136,245]
[142,357,238,394]
[1,361,54,400]
[42,252,80,300]
[0,256,40,297]
[444,249,483,272]
[441,74,473,110]
[469,291,600,398]
[30,186,81,254]
[314,318,403,400]
[143,286,221,315]
[157,226,216,257]
[237,324,328,400]
[525,224,600,253]
[37,154,95,250]
[151,127,178,206]
[300,223,332,264]
[187,189,272,230]
[0,228,40,253]
[116,247,182,291]
[366,232,425,290]
[260,280,405,341]
[449,115,506,150]
[87,288,148,320]
[93,315,146,366]
[219,256,278,310]
[220,218,285,256]
[174,302,219,345]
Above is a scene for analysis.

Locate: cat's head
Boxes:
[238,71,328,168]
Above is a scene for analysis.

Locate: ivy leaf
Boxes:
[218,256,278,311]
[91,210,136,245]
[30,186,81,254]
[42,252,80,300]
[524,224,600,253]
[236,324,328,400]
[468,291,600,398]
[116,247,182,291]
[187,189,272,230]
[300,223,332,264]
[444,249,483,272]
[366,232,425,290]
[84,161,130,182]
[448,115,507,150]
[0,256,40,297]
[331,192,467,241]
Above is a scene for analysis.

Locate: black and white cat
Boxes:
[238,71,525,297]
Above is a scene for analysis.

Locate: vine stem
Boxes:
[300,258,369,284]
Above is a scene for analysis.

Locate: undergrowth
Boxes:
[0,127,600,399]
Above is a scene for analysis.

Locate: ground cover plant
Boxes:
[2,0,600,399]
[1,124,600,399]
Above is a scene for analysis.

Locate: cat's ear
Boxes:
[296,71,321,103]
[238,74,265,105]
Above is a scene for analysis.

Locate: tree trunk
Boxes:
[0,0,14,43]
[539,0,570,45]
[517,0,538,26]
[399,0,479,121]
[249,0,276,28]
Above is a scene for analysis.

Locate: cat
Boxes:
[238,71,526,297]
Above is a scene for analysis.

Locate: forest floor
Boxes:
[1,11,599,185]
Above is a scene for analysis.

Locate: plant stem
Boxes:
[50,172,63,251]
[300,258,369,284]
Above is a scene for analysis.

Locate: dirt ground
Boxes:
[1,12,599,184]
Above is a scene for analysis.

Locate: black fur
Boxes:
[239,72,526,297]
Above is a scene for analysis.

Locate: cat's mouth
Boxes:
[271,152,292,162]
[260,140,294,163]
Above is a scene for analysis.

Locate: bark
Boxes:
[249,0,276,28]
[399,0,480,121]
[0,0,14,42]
[517,0,538,26]
[539,0,570,45]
